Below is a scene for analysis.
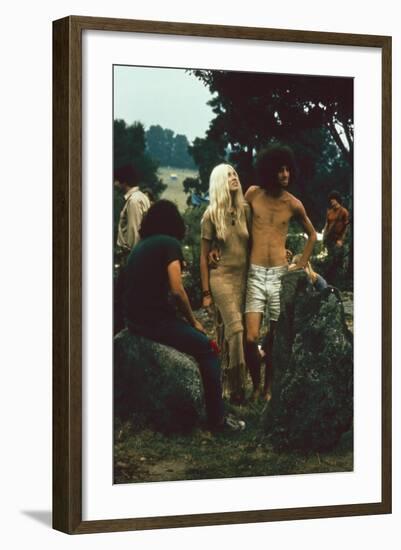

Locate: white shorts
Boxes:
[245,264,288,322]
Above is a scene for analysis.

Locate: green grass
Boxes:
[114,397,353,484]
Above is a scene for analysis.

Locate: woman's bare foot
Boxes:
[262,390,272,402]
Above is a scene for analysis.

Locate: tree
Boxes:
[171,134,196,169]
[191,69,353,168]
[189,137,226,187]
[146,124,173,166]
[146,125,195,169]
[185,70,353,228]
[283,126,352,228]
[113,119,165,196]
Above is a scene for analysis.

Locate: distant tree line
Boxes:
[145,124,196,169]
[113,119,197,239]
[114,119,195,184]
[114,119,166,196]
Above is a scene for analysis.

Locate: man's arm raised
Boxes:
[290,199,317,270]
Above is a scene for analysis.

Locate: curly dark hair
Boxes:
[139,199,186,241]
[255,144,297,194]
[328,190,343,205]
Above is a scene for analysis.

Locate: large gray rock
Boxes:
[265,270,353,452]
[114,329,204,433]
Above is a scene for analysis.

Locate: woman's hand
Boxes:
[208,247,220,268]
[202,295,213,308]
[193,320,206,334]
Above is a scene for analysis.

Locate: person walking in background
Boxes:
[244,144,317,402]
[200,164,251,405]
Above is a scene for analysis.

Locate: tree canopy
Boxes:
[192,70,353,162]
[185,70,353,227]
[114,119,166,197]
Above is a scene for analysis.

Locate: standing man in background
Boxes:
[114,164,151,334]
[322,190,349,284]
[115,164,151,254]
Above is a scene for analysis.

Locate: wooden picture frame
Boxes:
[53,15,392,534]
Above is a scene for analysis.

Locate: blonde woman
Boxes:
[200,164,251,404]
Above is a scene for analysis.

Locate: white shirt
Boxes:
[117,187,150,250]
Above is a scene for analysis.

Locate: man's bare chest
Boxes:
[252,196,292,229]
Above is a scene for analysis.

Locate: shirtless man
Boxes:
[322,190,349,249]
[245,145,317,401]
[322,190,349,284]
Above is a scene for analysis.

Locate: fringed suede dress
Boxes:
[201,204,251,400]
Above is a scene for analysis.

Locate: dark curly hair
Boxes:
[139,199,186,241]
[255,144,297,194]
[328,190,343,205]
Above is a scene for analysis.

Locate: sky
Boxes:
[113,65,215,143]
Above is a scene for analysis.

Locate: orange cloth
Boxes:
[325,206,349,243]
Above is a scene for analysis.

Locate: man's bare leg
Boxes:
[245,312,263,400]
[262,321,277,402]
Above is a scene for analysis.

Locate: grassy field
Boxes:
[114,396,353,484]
[158,166,198,212]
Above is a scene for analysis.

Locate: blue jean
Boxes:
[131,318,224,428]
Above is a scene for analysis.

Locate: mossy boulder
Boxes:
[114,329,204,434]
[265,270,353,451]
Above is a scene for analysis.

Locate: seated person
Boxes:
[124,199,245,432]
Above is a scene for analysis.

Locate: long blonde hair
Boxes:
[204,163,245,240]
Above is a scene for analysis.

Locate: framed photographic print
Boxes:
[53,16,391,534]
